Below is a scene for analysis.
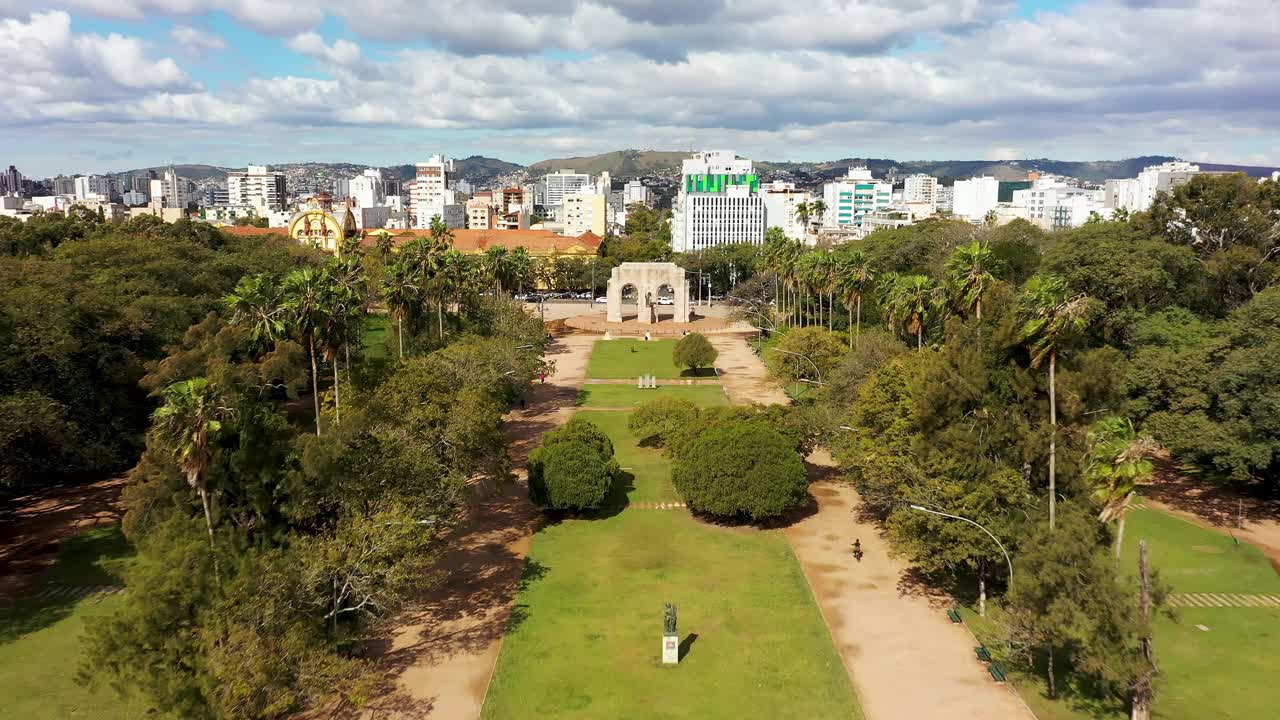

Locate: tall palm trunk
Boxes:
[397,314,404,359]
[1049,349,1058,531]
[309,335,322,436]
[856,295,863,349]
[437,300,444,339]
[332,354,341,426]
[976,298,983,322]
[190,473,218,579]
[847,303,854,348]
[1114,514,1126,560]
[1133,540,1155,720]
[828,289,834,331]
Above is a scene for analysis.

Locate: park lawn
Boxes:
[577,383,728,408]
[1118,506,1280,594]
[964,503,1280,720]
[481,508,860,720]
[585,339,716,379]
[0,525,150,719]
[362,314,392,360]
[573,411,678,504]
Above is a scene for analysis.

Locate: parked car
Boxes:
[657,297,674,306]
[595,296,608,303]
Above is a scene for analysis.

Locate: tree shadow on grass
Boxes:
[0,525,131,646]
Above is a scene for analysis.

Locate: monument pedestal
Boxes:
[662,633,679,664]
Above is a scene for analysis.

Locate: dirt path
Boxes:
[709,334,789,405]
[0,477,125,599]
[351,334,596,719]
[785,454,1035,720]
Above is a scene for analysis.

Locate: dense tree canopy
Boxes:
[672,420,808,521]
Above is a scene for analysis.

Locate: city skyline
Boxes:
[4,1,1279,176]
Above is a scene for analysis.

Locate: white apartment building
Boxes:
[903,173,939,210]
[148,166,187,209]
[623,180,652,207]
[671,150,766,252]
[563,192,606,237]
[408,155,465,229]
[349,169,385,209]
[52,175,76,196]
[822,167,892,232]
[122,191,148,206]
[543,169,591,208]
[760,181,811,242]
[74,174,111,201]
[951,176,1000,222]
[228,165,287,212]
[1104,161,1201,212]
[1012,176,1106,230]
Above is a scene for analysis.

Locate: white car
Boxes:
[657,297,674,306]
[595,296,608,303]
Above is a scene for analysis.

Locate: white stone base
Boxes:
[662,633,679,664]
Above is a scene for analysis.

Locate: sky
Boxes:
[2,0,1279,176]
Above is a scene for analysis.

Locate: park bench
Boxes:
[988,663,1008,683]
[975,646,993,663]
[946,608,963,623]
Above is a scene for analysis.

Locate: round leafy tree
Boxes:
[528,418,617,510]
[532,440,615,510]
[628,397,700,448]
[672,420,808,521]
[673,332,718,374]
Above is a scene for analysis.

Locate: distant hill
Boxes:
[527,150,690,178]
[382,156,523,185]
[111,164,234,181]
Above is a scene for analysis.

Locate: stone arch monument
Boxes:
[606,262,690,324]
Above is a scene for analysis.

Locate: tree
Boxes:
[673,332,718,374]
[793,201,812,239]
[1020,274,1094,530]
[767,326,847,385]
[224,274,286,356]
[628,397,701,448]
[671,420,808,521]
[809,199,827,231]
[1086,417,1158,559]
[150,378,230,557]
[381,258,420,359]
[282,267,330,436]
[885,273,937,349]
[945,240,1004,321]
[373,231,394,262]
[836,251,874,348]
[527,418,618,510]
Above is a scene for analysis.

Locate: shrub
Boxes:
[530,441,616,510]
[767,327,847,384]
[628,397,700,448]
[528,418,617,510]
[673,332,718,373]
[672,420,808,521]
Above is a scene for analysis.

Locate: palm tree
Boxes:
[945,240,1004,321]
[316,266,360,427]
[373,231,394,263]
[793,201,812,240]
[508,247,533,294]
[282,267,330,436]
[223,274,285,355]
[837,251,874,348]
[1087,417,1159,558]
[482,245,510,295]
[151,378,229,558]
[440,248,471,314]
[817,252,838,330]
[809,199,827,233]
[797,251,824,327]
[1020,274,1094,531]
[886,274,936,350]
[382,259,420,359]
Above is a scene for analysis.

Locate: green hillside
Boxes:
[528,150,691,178]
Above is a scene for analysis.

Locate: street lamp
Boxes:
[909,504,1013,582]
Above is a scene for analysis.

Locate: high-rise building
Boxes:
[148,166,189,209]
[563,191,607,237]
[1012,176,1106,230]
[951,176,1000,221]
[822,167,892,232]
[349,169,385,209]
[74,174,111,201]
[1104,161,1201,212]
[542,169,591,208]
[1,165,22,195]
[761,181,811,241]
[53,175,76,196]
[623,180,652,208]
[228,165,287,212]
[202,186,228,207]
[408,155,464,229]
[903,173,938,210]
[671,150,766,252]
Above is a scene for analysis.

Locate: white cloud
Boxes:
[288,31,361,65]
[170,25,225,54]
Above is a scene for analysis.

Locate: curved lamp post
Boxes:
[908,504,1014,582]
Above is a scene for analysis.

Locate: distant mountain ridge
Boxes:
[110,152,1278,186]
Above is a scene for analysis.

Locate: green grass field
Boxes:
[585,339,717,379]
[482,341,861,719]
[577,383,728,408]
[965,504,1280,720]
[0,525,148,719]
[363,314,392,360]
